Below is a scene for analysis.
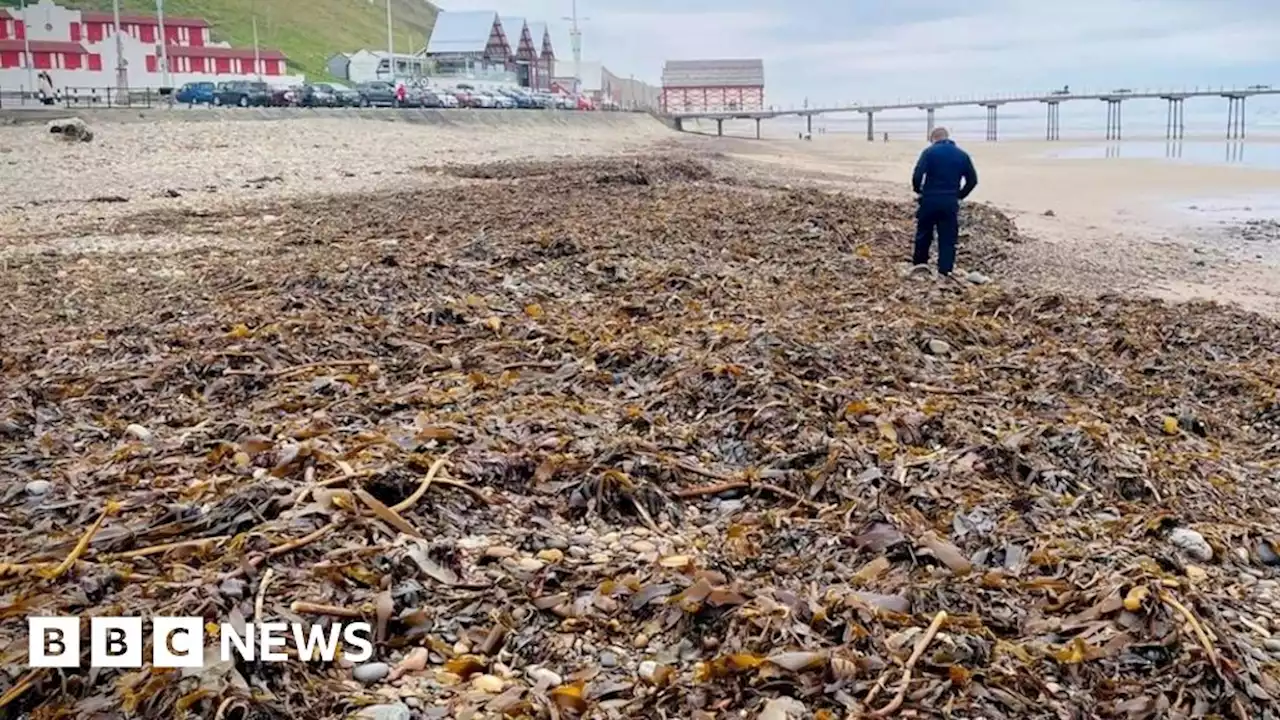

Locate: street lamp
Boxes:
[561,0,588,93]
[18,0,33,95]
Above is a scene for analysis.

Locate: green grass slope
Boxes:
[3,0,437,80]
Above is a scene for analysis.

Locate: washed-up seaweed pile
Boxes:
[1,155,1279,720]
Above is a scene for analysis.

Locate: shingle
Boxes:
[426,10,499,55]
[661,59,764,88]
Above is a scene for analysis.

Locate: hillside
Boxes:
[4,0,438,80]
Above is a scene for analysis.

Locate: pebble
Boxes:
[1258,541,1280,566]
[569,533,595,546]
[357,703,411,720]
[472,674,505,693]
[543,536,569,550]
[517,558,546,572]
[589,552,612,564]
[759,696,807,720]
[353,662,391,684]
[528,667,563,687]
[629,540,657,553]
[925,338,952,355]
[1235,547,1252,564]
[633,633,650,648]
[568,546,589,558]
[965,270,991,285]
[25,480,51,496]
[1264,639,1280,653]
[1239,573,1259,588]
[600,532,620,544]
[1168,527,1213,562]
[125,423,153,441]
[218,578,247,600]
[484,545,517,559]
[536,548,564,563]
[599,651,618,667]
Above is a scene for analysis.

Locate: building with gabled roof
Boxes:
[660,58,764,113]
[500,16,540,87]
[424,10,510,76]
[525,20,553,90]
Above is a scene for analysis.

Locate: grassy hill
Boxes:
[3,0,437,80]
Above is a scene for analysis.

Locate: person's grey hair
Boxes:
[930,127,950,142]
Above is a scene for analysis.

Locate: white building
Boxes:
[0,0,303,91]
[344,49,429,84]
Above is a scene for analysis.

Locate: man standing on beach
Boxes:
[911,127,978,276]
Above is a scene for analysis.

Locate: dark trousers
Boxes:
[913,195,959,275]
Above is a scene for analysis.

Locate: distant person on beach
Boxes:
[910,126,978,276]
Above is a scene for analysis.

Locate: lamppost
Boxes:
[18,0,33,95]
[113,0,128,103]
[155,0,169,88]
[561,0,588,93]
[385,0,394,81]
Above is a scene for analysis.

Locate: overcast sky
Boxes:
[435,0,1280,107]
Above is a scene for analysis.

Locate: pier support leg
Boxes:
[1164,98,1185,140]
[755,117,760,140]
[1045,101,1060,140]
[1226,96,1246,140]
[806,114,812,135]
[866,112,874,141]
[674,117,683,132]
[925,107,935,140]
[984,104,998,141]
[1104,100,1122,141]
[716,118,723,137]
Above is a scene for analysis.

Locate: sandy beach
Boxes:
[7,111,1276,314]
[708,132,1280,315]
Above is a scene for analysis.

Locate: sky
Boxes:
[433,0,1280,108]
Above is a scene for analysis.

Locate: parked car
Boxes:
[417,89,443,108]
[435,91,459,108]
[1247,84,1271,91]
[299,83,338,107]
[1111,88,1133,94]
[270,85,300,107]
[327,83,361,106]
[576,94,594,111]
[355,81,398,107]
[214,81,271,107]
[175,81,216,105]
[469,92,497,109]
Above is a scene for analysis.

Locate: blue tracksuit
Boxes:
[911,139,978,274]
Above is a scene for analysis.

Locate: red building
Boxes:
[78,11,210,46]
[660,58,765,114]
[161,45,287,75]
[0,2,291,86]
[0,38,90,70]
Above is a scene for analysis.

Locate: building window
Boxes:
[87,22,102,42]
[145,55,157,72]
[140,24,155,43]
[88,53,102,71]
[70,22,81,41]
[66,53,81,70]
[33,51,51,69]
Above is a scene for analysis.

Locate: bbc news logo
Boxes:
[29,617,374,668]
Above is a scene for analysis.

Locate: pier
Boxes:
[669,86,1280,141]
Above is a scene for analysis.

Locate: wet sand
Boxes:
[709,134,1280,316]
